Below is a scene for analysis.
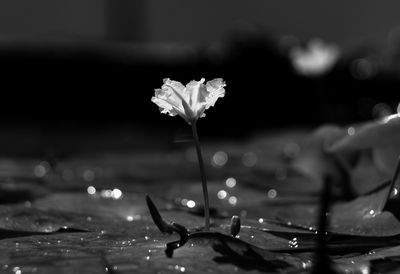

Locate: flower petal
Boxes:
[155,87,181,110]
[163,78,185,93]
[151,95,180,117]
[163,78,189,103]
[152,80,187,118]
[204,78,226,109]
[186,78,208,118]
[186,78,205,106]
[152,78,225,122]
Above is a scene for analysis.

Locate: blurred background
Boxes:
[0,0,399,154]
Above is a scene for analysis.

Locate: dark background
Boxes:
[0,0,399,142]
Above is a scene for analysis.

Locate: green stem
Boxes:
[191,121,210,231]
[383,156,400,210]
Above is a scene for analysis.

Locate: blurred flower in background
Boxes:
[290,38,340,76]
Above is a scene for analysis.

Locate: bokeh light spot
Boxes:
[225,177,237,188]
[211,151,228,167]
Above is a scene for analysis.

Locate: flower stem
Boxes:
[191,121,210,231]
[383,156,400,211]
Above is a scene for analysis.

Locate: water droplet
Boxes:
[267,189,277,199]
[87,186,96,195]
[211,151,228,167]
[111,188,123,199]
[225,177,237,188]
[228,196,237,206]
[101,189,113,198]
[180,198,188,206]
[288,237,299,248]
[100,189,117,200]
[302,260,312,269]
[359,264,370,274]
[347,126,355,136]
[127,214,141,221]
[365,209,378,218]
[173,265,186,272]
[217,190,228,199]
[186,200,196,208]
[13,266,21,274]
[34,161,50,177]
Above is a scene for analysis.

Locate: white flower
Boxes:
[290,39,340,76]
[152,78,226,123]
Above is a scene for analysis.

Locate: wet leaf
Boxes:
[275,183,400,239]
[3,127,400,273]
[0,226,88,240]
[0,206,96,234]
[330,114,400,176]
[212,232,303,272]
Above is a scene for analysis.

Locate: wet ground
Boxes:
[1,128,399,273]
